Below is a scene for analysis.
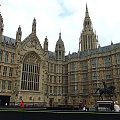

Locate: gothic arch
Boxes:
[22,51,41,64]
[21,51,41,91]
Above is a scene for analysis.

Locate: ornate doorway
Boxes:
[49,98,54,107]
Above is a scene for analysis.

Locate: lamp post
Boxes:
[33,98,34,107]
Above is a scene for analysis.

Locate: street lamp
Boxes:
[33,98,34,107]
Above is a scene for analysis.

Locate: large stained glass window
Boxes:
[21,52,40,91]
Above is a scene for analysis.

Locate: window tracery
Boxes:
[21,52,40,91]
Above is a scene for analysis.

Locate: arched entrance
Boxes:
[0,95,11,106]
[49,98,54,107]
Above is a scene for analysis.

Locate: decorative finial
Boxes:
[85,3,89,17]
[32,17,36,33]
[59,32,61,39]
[45,36,48,41]
[86,3,88,11]
[18,25,21,31]
[0,4,1,14]
[111,41,113,45]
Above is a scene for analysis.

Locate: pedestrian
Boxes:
[5,103,7,106]
[114,101,120,112]
[79,101,84,111]
[83,106,86,111]
[20,99,24,108]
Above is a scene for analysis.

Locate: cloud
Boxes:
[57,0,74,17]
[0,0,120,54]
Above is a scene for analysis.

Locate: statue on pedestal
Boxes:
[95,82,116,100]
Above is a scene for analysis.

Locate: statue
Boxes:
[95,82,116,100]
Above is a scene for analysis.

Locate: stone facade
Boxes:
[0,4,120,107]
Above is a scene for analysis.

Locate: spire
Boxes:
[85,3,89,17]
[45,36,48,41]
[16,25,22,41]
[0,8,4,43]
[0,4,3,31]
[0,12,3,33]
[59,32,61,39]
[80,4,98,51]
[18,25,21,33]
[83,3,92,30]
[111,41,113,45]
[32,17,36,34]
[44,36,48,52]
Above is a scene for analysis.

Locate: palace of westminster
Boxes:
[0,4,120,107]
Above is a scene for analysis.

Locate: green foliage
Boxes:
[18,108,25,112]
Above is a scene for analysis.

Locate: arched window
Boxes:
[0,49,3,62]
[11,53,14,63]
[5,51,8,63]
[21,52,40,91]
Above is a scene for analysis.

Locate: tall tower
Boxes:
[0,12,4,43]
[79,4,98,51]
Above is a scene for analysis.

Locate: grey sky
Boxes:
[0,0,120,54]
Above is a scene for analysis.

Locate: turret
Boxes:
[55,32,65,60]
[32,18,36,34]
[16,25,22,47]
[44,36,48,52]
[0,13,4,43]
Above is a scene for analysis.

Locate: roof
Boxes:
[66,42,120,60]
[1,35,16,47]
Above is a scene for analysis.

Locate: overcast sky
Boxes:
[1,0,120,54]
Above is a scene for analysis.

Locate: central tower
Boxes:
[79,4,98,51]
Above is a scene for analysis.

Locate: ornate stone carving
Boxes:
[30,39,37,48]
[26,38,37,48]
[24,52,40,64]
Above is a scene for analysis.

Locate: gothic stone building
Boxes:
[0,5,120,107]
